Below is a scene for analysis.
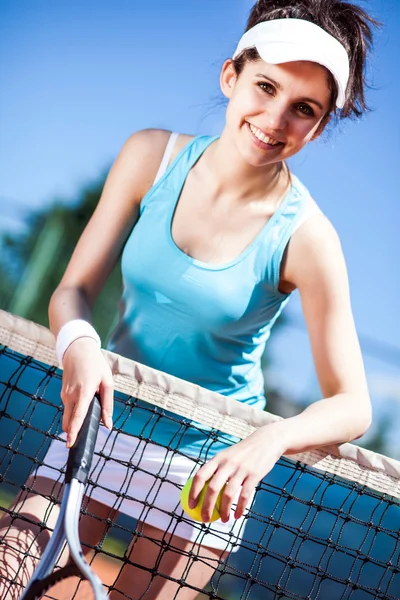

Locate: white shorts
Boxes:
[35,425,253,552]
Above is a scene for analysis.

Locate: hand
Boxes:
[188,424,286,523]
[61,337,114,447]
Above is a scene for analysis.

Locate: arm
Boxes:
[190,215,372,522]
[49,128,173,330]
[49,128,173,446]
[273,214,372,451]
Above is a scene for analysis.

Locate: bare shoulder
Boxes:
[121,129,195,198]
[293,213,342,254]
[170,133,196,161]
[120,129,172,198]
[281,213,346,291]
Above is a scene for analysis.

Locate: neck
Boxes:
[200,130,289,203]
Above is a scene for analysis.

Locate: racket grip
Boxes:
[65,395,102,484]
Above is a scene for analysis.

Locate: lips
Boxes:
[246,122,284,148]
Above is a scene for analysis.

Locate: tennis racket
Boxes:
[20,395,109,600]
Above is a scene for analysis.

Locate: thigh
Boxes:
[110,521,227,600]
[0,475,114,600]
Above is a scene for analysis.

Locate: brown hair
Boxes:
[233,0,380,119]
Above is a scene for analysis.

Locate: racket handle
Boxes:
[65,395,102,484]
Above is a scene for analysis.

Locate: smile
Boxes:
[247,122,283,147]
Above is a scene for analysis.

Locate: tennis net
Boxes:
[0,309,399,599]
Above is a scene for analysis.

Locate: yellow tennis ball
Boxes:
[180,477,223,523]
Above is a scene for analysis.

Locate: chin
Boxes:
[240,145,281,168]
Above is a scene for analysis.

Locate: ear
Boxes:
[311,113,331,140]
[220,59,237,99]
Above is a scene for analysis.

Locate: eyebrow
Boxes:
[255,73,324,111]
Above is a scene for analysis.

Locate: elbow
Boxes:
[354,417,372,440]
[352,393,373,440]
[48,285,68,320]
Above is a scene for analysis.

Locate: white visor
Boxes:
[232,19,350,109]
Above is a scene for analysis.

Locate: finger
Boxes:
[100,377,114,429]
[62,399,75,435]
[219,474,244,523]
[234,477,257,520]
[66,396,92,448]
[189,461,219,509]
[61,386,76,434]
[201,468,232,523]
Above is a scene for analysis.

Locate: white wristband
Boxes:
[56,319,101,367]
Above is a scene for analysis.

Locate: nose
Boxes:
[264,102,287,131]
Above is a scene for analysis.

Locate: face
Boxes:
[220,59,333,167]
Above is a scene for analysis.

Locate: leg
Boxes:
[110,522,227,600]
[0,476,114,600]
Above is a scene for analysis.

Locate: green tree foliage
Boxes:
[0,174,122,341]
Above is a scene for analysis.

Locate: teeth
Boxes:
[249,123,280,146]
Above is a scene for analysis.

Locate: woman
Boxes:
[0,0,379,598]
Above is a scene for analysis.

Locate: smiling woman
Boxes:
[0,1,381,599]
[223,59,333,166]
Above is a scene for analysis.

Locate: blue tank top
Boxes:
[107,134,320,458]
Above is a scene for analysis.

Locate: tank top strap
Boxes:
[152,132,179,186]
[263,174,323,292]
[140,135,218,214]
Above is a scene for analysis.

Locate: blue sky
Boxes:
[1,1,399,452]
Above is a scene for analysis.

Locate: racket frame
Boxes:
[19,396,109,600]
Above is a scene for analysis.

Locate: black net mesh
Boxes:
[1,344,400,600]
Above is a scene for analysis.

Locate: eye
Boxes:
[257,82,275,95]
[296,103,315,117]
